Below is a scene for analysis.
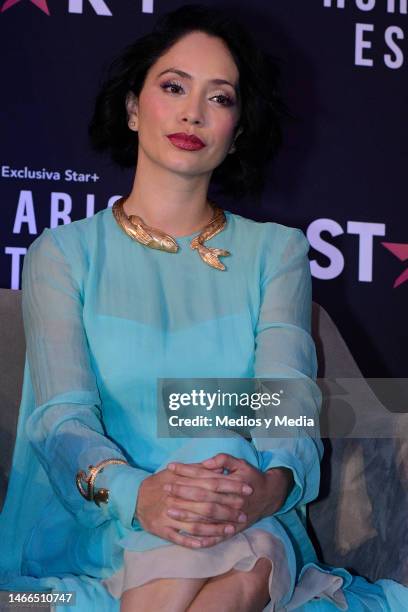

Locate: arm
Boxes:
[22,228,150,530]
[250,225,324,515]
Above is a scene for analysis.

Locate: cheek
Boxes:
[213,124,238,158]
[215,114,239,143]
[139,91,170,126]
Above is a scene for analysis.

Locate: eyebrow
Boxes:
[157,67,237,91]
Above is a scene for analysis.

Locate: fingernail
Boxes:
[191,540,201,548]
[167,463,175,470]
[238,513,247,522]
[164,484,172,492]
[225,525,235,534]
[242,485,253,495]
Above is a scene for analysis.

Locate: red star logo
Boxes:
[382,242,408,288]
[1,0,50,15]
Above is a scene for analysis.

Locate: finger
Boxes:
[167,517,236,538]
[174,461,225,474]
[165,527,225,549]
[167,498,248,524]
[167,462,246,484]
[165,483,246,507]
[194,464,225,474]
[170,475,253,496]
[201,453,244,472]
[166,508,217,523]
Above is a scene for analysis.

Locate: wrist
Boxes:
[263,467,294,517]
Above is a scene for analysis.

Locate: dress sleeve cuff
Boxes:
[262,450,305,515]
[95,463,151,530]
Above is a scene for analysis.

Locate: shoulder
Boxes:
[26,207,110,258]
[47,207,109,251]
[23,208,111,292]
[226,211,310,288]
[227,210,309,255]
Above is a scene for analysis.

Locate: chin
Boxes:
[164,157,206,175]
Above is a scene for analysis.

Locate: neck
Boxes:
[123,151,216,237]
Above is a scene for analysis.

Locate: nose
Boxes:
[183,116,201,125]
[180,93,205,126]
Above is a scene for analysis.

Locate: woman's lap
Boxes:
[103,527,292,609]
[121,558,273,612]
[102,433,294,608]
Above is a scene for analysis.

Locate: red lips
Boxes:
[167,133,206,150]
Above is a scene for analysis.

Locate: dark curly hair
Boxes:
[88,4,288,199]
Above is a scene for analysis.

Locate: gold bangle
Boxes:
[76,458,129,507]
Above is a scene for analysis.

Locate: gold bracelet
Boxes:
[76,458,129,507]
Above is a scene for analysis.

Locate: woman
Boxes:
[0,4,407,611]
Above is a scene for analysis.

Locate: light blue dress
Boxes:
[0,206,407,611]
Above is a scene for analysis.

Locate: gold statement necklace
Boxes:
[112,196,230,271]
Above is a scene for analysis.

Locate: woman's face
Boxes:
[126,31,242,178]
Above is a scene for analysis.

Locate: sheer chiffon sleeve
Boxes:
[251,225,324,516]
[21,228,150,530]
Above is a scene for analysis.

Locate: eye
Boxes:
[211,94,235,107]
[160,80,184,94]
[160,79,235,107]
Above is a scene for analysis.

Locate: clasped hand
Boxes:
[135,453,293,549]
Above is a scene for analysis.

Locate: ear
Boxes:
[126,91,139,132]
[228,125,243,154]
[234,126,244,140]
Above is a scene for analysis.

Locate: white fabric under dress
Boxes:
[102,527,348,611]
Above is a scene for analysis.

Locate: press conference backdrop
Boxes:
[1,1,406,378]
